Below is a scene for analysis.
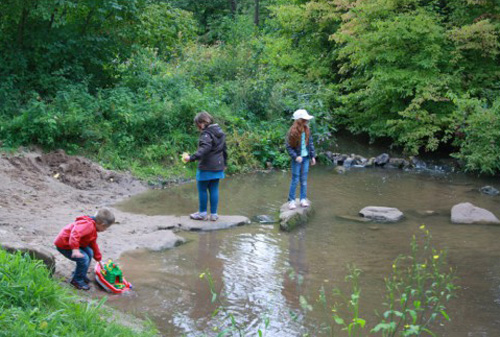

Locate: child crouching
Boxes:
[54,208,115,290]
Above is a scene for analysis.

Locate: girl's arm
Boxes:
[190,132,213,161]
[308,132,316,158]
[223,140,228,167]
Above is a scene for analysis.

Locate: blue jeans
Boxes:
[57,246,93,285]
[198,179,220,214]
[288,156,310,201]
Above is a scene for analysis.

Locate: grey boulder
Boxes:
[451,202,500,224]
[359,206,404,222]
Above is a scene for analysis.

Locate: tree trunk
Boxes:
[228,0,237,16]
[254,0,260,26]
[17,7,29,48]
[48,5,59,32]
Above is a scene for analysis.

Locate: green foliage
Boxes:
[320,266,366,337]
[450,96,500,175]
[265,1,340,81]
[330,0,500,164]
[334,2,456,154]
[371,226,457,336]
[136,3,197,58]
[0,249,157,336]
[1,0,499,175]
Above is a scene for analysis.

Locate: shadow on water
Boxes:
[114,166,500,336]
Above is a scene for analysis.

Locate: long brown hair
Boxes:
[288,119,310,147]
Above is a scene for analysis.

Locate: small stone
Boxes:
[343,158,354,168]
[374,153,390,166]
[414,210,438,216]
[335,166,346,174]
[480,186,499,196]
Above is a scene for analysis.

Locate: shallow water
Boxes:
[114,167,500,336]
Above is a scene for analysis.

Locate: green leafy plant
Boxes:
[0,249,157,337]
[371,226,457,336]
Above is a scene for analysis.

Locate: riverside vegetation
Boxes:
[0,248,157,337]
[1,0,499,178]
[200,227,457,336]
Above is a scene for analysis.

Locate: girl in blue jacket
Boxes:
[285,109,316,209]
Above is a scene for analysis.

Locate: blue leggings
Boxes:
[198,179,220,214]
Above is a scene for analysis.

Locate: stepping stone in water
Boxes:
[279,199,314,231]
[178,215,251,231]
[451,202,500,225]
[359,206,404,222]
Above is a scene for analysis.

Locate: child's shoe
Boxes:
[210,214,219,221]
[300,199,310,207]
[190,212,208,220]
[70,279,90,290]
[288,200,297,210]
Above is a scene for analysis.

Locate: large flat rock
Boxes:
[132,231,185,251]
[280,199,313,231]
[359,206,404,222]
[451,202,500,224]
[178,215,251,231]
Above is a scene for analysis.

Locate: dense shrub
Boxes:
[451,97,500,175]
[1,0,499,175]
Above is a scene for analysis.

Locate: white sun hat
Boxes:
[292,109,314,120]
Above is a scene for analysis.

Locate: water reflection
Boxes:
[115,167,500,336]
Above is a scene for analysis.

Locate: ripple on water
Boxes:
[115,167,500,337]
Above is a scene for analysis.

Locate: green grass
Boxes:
[0,249,157,337]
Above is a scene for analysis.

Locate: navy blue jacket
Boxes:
[285,131,316,160]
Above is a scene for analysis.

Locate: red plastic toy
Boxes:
[95,259,132,294]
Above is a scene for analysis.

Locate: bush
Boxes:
[451,96,500,175]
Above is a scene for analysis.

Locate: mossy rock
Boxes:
[279,200,314,231]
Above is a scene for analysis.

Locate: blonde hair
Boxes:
[94,208,115,227]
[194,111,214,127]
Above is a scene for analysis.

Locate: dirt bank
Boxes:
[0,149,185,285]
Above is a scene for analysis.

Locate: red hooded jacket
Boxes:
[54,216,102,261]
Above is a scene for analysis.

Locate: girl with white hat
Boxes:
[285,109,316,209]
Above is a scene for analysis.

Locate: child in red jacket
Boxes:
[54,208,115,290]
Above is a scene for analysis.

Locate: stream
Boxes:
[112,164,500,336]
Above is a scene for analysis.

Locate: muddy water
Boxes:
[115,167,500,336]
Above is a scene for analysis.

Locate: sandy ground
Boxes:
[0,149,185,285]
